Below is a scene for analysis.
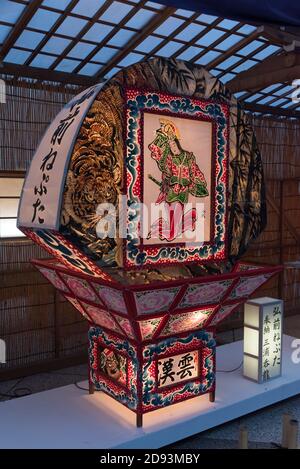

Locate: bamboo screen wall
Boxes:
[0,79,299,377]
[0,79,87,379]
[224,115,300,331]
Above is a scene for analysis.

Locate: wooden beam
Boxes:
[227,51,300,92]
[0,0,42,61]
[258,25,300,46]
[0,62,99,86]
[96,6,176,79]
[243,102,300,119]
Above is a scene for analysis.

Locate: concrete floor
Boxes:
[0,315,299,449]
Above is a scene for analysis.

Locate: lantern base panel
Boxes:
[0,335,298,449]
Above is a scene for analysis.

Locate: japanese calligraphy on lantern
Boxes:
[18,83,103,230]
[243,297,283,383]
[157,350,198,388]
[261,303,282,381]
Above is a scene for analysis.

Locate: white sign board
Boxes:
[244,297,283,383]
[18,84,103,230]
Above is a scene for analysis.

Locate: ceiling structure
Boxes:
[1,0,300,118]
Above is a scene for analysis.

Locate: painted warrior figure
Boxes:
[148,119,209,205]
[147,119,209,241]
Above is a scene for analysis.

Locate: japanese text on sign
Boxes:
[158,350,198,388]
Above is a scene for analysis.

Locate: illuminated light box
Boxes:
[31,256,281,426]
[16,58,282,427]
[243,297,283,383]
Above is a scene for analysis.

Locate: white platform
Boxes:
[0,335,299,449]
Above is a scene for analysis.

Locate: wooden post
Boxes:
[239,426,248,449]
[54,289,60,359]
[136,413,143,428]
[282,413,292,448]
[287,419,299,449]
[88,343,95,394]
[89,380,95,394]
[278,179,284,298]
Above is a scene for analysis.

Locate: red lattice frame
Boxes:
[32,257,282,345]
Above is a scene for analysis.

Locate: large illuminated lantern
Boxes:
[18,59,281,427]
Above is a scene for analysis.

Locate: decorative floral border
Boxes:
[142,330,216,411]
[89,327,138,410]
[124,89,229,269]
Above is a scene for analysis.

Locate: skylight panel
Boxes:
[253,45,280,61]
[259,84,282,93]
[117,52,143,67]
[126,9,156,28]
[42,36,72,54]
[104,66,121,79]
[0,0,25,24]
[238,40,264,56]
[15,30,45,49]
[30,53,57,68]
[68,42,96,59]
[217,34,243,51]
[197,13,218,24]
[175,23,205,42]
[154,17,185,36]
[195,50,221,65]
[108,29,135,47]
[135,35,163,53]
[55,58,81,72]
[237,24,257,35]
[146,2,164,9]
[156,41,183,57]
[217,19,239,30]
[99,2,133,24]
[56,17,87,36]
[217,55,241,70]
[233,59,257,74]
[42,0,72,9]
[244,93,264,102]
[269,98,289,107]
[196,29,226,47]
[234,91,248,99]
[78,62,102,75]
[256,96,276,105]
[72,0,106,17]
[175,9,195,18]
[177,46,203,61]
[219,72,235,83]
[4,48,32,64]
[83,23,114,42]
[91,46,118,63]
[27,9,60,31]
[0,25,11,44]
[281,101,296,108]
[273,85,293,96]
